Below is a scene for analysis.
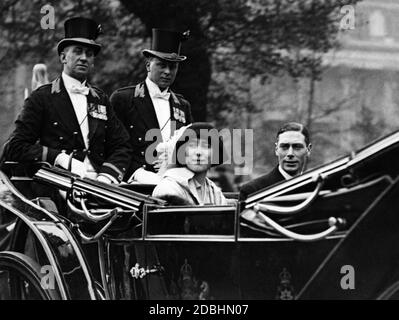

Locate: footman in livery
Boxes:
[110,28,192,184]
[2,17,132,184]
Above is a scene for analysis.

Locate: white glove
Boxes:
[128,168,162,184]
[54,152,86,178]
[96,174,116,184]
[155,126,188,170]
[153,142,169,175]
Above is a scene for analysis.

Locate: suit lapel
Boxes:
[274,166,287,182]
[87,84,101,142]
[135,82,160,130]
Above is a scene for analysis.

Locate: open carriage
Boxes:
[1,130,399,300]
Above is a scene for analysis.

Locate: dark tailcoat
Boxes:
[110,82,192,181]
[3,76,132,181]
[239,166,285,200]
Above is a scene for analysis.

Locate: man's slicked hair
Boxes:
[146,56,155,64]
[276,122,310,146]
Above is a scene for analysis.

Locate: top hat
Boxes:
[142,28,189,62]
[57,17,102,56]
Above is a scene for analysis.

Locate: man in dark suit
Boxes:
[240,122,312,200]
[3,17,131,184]
[110,28,192,184]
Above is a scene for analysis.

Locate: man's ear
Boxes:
[59,52,66,64]
[146,60,151,72]
[274,142,278,157]
[307,143,312,155]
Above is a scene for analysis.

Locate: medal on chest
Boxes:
[173,107,186,124]
[88,103,108,120]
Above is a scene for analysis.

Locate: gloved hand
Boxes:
[155,127,187,172]
[154,142,169,175]
[128,168,162,184]
[97,174,113,184]
[54,152,86,177]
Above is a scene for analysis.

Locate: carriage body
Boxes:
[1,131,399,299]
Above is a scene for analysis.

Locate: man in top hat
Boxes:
[110,28,193,184]
[240,122,312,200]
[2,17,131,184]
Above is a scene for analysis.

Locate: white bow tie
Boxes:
[70,85,89,95]
[153,91,170,101]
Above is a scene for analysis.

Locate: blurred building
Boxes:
[248,0,399,178]
[0,65,30,155]
[323,0,399,150]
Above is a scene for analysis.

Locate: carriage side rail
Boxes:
[241,207,345,242]
[254,174,324,215]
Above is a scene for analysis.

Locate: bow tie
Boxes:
[70,85,89,95]
[152,91,170,101]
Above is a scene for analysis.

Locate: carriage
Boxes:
[1,130,399,300]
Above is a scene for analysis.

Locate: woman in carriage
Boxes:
[153,122,229,206]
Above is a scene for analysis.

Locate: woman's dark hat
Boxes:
[57,17,102,56]
[142,28,189,62]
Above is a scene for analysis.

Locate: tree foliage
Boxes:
[0,0,147,91]
[1,0,358,119]
[206,0,359,128]
[0,0,360,174]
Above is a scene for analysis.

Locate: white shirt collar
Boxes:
[145,77,168,98]
[62,72,87,91]
[278,165,294,180]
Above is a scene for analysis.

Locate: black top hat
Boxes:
[57,17,102,56]
[142,28,189,62]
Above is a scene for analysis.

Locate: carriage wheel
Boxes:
[0,251,60,300]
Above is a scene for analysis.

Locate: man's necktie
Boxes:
[70,85,90,95]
